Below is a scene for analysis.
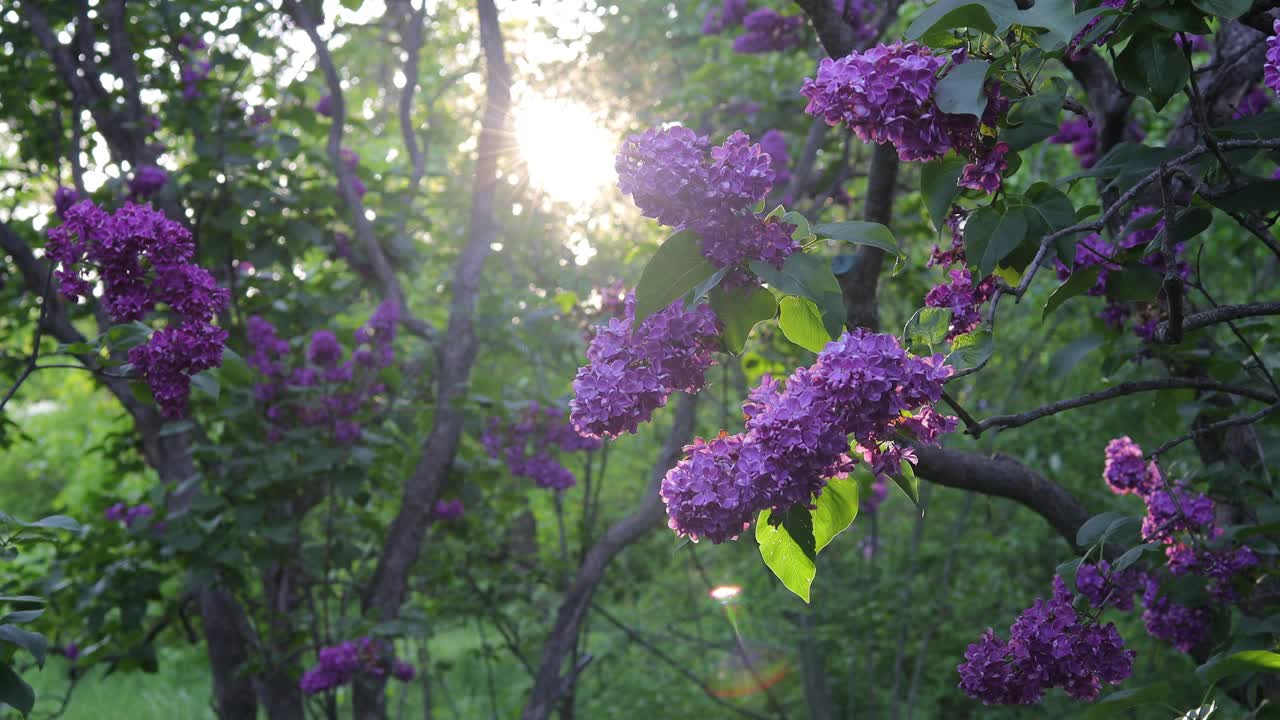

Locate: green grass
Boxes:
[21,647,213,720]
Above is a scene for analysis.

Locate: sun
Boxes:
[514,96,617,207]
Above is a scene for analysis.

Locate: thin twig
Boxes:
[1150,403,1280,457]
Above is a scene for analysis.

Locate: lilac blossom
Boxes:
[958,142,1010,194]
[1266,20,1280,98]
[732,9,804,54]
[433,499,465,521]
[1141,578,1212,653]
[485,401,600,489]
[1075,560,1145,611]
[299,637,415,694]
[128,165,170,198]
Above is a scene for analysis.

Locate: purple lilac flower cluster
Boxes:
[298,637,415,694]
[47,201,228,417]
[757,129,792,188]
[1266,20,1280,98]
[1234,87,1271,119]
[615,127,798,273]
[1047,115,1145,169]
[178,33,212,101]
[571,293,720,439]
[104,502,154,527]
[54,186,80,219]
[246,302,398,445]
[924,211,996,339]
[701,0,748,35]
[338,147,369,198]
[800,43,1010,191]
[660,331,955,543]
[1075,560,1145,611]
[433,499,465,521]
[1054,206,1189,339]
[128,165,170,199]
[1096,438,1262,651]
[483,401,601,490]
[733,9,805,53]
[315,94,334,117]
[958,576,1134,704]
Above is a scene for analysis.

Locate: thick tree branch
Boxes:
[966,377,1276,436]
[522,394,698,720]
[912,446,1091,550]
[1155,302,1280,342]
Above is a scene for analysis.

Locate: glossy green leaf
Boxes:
[1114,34,1189,111]
[813,221,902,258]
[750,254,846,339]
[1198,650,1280,685]
[905,1,995,41]
[779,296,833,353]
[783,211,816,243]
[964,204,1029,276]
[812,477,859,553]
[921,155,966,233]
[890,460,922,510]
[904,307,953,354]
[633,230,718,327]
[934,60,991,118]
[1168,207,1212,242]
[0,626,45,668]
[1043,267,1101,319]
[1085,682,1171,719]
[0,663,34,717]
[757,506,817,602]
[709,285,777,355]
[946,329,992,371]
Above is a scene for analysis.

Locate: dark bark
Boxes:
[199,586,260,720]
[349,1,511,717]
[521,394,699,720]
[840,142,899,331]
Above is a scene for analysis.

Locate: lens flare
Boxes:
[514,96,616,207]
[709,585,742,602]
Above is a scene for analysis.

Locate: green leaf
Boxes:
[0,663,34,717]
[0,626,45,668]
[750,254,846,339]
[964,205,1029,276]
[688,267,729,306]
[921,156,967,233]
[782,211,815,243]
[1114,34,1189,111]
[633,230,718,327]
[709,285,777,355]
[1108,265,1163,302]
[1111,542,1157,574]
[1048,335,1103,377]
[215,347,254,388]
[1207,179,1280,214]
[1024,183,1076,234]
[190,371,220,401]
[905,1,996,41]
[903,307,953,354]
[1198,650,1280,685]
[946,329,992,371]
[23,515,81,533]
[1168,207,1212,242]
[890,460,922,510]
[0,611,42,625]
[812,221,903,258]
[1076,512,1140,547]
[1005,80,1066,151]
[1085,682,1172,719]
[1043,266,1101,319]
[934,60,991,118]
[812,477,859,553]
[757,507,817,603]
[1192,0,1252,19]
[779,296,834,353]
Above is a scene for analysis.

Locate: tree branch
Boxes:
[1155,301,1280,342]
[522,394,698,720]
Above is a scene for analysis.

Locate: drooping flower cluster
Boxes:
[1075,560,1145,611]
[615,127,798,272]
[733,9,805,54]
[246,302,398,445]
[924,210,996,339]
[1095,438,1263,652]
[957,576,1134,704]
[46,201,229,417]
[298,637,415,694]
[128,165,170,199]
[483,401,600,490]
[1265,20,1280,98]
[701,0,748,35]
[800,43,1010,191]
[432,499,465,521]
[660,331,955,543]
[571,294,720,439]
[177,33,211,101]
[104,502,154,527]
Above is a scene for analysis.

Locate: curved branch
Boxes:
[285,0,436,342]
[1151,403,1280,457]
[1155,301,1280,342]
[967,377,1276,436]
[912,446,1091,550]
[522,394,699,720]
